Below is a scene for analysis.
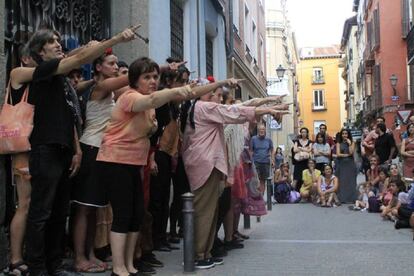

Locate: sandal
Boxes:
[94,260,111,271]
[75,262,106,273]
[8,261,29,276]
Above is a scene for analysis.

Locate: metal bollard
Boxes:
[182,193,195,273]
[266,177,273,211]
[243,214,251,229]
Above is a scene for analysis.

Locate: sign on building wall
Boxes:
[270,118,282,130]
[267,78,290,96]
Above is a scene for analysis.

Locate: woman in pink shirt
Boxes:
[95,57,245,276]
[181,87,289,269]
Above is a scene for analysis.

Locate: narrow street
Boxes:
[112,203,414,276]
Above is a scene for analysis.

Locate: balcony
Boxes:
[312,102,327,111]
[312,77,325,84]
[363,46,375,67]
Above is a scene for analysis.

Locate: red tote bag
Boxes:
[0,82,34,154]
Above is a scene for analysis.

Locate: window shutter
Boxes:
[170,0,184,59]
[374,9,380,48]
[402,0,410,38]
[373,64,382,108]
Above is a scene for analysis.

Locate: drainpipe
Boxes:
[228,0,235,79]
[197,0,201,78]
[228,0,234,60]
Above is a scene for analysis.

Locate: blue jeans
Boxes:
[26,145,72,275]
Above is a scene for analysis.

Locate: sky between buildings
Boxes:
[266,0,355,48]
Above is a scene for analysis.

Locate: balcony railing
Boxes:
[312,77,325,84]
[312,102,327,111]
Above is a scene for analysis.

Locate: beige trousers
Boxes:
[194,168,223,261]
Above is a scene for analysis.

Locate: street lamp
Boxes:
[266,64,287,86]
[390,74,398,96]
[355,101,361,112]
[276,64,286,81]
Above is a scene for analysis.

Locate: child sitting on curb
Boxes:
[350,165,389,211]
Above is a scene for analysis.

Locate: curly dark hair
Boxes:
[337,128,353,144]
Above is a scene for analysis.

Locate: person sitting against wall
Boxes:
[300,159,321,203]
[317,164,340,207]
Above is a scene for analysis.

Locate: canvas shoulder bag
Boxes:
[0,81,34,154]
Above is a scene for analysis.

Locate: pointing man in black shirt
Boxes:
[12,26,140,276]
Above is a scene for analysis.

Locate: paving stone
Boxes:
[97,201,414,276]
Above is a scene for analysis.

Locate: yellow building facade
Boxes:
[297,47,345,139]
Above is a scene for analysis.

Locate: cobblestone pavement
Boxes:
[96,202,414,276]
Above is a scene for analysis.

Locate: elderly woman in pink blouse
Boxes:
[181,85,288,269]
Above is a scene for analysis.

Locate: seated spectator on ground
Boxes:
[273,162,292,203]
[317,164,340,207]
[300,159,321,202]
[350,166,389,211]
[380,178,406,221]
[365,155,381,195]
[394,182,414,229]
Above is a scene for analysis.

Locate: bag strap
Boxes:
[4,79,12,105]
[21,84,30,103]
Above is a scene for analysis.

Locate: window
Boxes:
[235,85,242,99]
[312,67,324,84]
[170,0,184,59]
[251,21,257,59]
[314,121,326,136]
[244,3,250,50]
[410,65,414,101]
[232,0,239,32]
[373,9,380,49]
[313,90,325,110]
[373,64,382,108]
[402,0,413,37]
[206,35,214,76]
[260,36,265,71]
